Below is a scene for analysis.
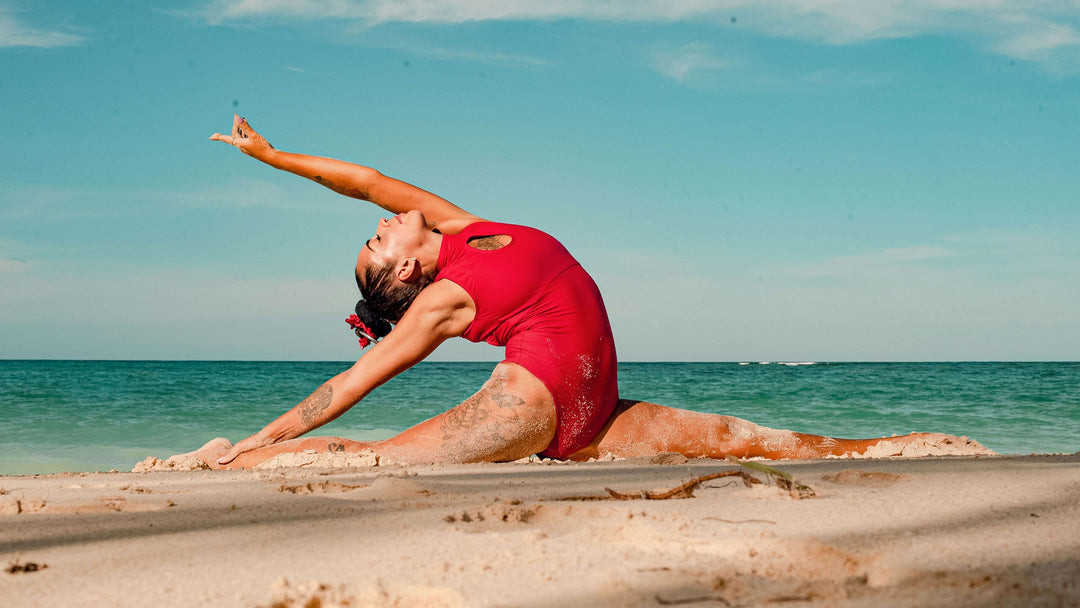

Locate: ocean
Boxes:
[1,360,1077,475]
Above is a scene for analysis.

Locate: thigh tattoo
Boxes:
[440,397,490,440]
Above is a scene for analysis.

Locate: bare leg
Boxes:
[371,362,556,464]
[569,400,989,461]
[182,436,371,470]
[184,362,557,470]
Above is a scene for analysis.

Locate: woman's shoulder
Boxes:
[434,215,488,235]
[437,217,551,237]
[452,220,553,238]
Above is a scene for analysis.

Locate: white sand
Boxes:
[3,453,1079,607]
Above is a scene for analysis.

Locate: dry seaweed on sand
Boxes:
[726,456,816,499]
[554,458,815,501]
[6,558,48,574]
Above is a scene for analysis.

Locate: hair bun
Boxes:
[354,300,393,339]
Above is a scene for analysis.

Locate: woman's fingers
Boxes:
[210,114,271,159]
[207,115,248,147]
[208,132,235,145]
[216,434,266,464]
[216,440,250,464]
[235,114,262,140]
[231,112,243,137]
[216,446,239,465]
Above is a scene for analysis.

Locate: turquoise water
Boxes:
[1,361,1077,475]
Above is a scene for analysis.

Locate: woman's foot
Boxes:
[166,437,235,470]
[854,432,996,458]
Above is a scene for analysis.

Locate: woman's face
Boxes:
[355,209,428,272]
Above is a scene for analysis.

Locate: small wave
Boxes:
[780,362,816,367]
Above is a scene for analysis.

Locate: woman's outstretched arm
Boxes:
[210,114,483,234]
[215,279,477,465]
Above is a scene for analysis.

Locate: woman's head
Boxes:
[353,210,439,324]
[355,258,434,324]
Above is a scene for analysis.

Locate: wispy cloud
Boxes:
[0,258,31,273]
[785,226,1080,282]
[0,179,342,223]
[198,0,723,25]
[196,0,1080,68]
[651,42,732,84]
[0,236,35,274]
[413,45,550,69]
[803,67,893,87]
[789,244,953,278]
[0,8,83,48]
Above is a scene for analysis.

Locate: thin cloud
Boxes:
[0,8,83,48]
[790,245,953,279]
[197,0,1080,67]
[0,237,33,273]
[803,67,893,87]
[0,180,343,222]
[283,64,338,76]
[651,42,732,83]
[418,45,550,68]
[0,258,31,273]
[199,0,725,25]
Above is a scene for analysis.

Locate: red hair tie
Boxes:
[345,314,378,348]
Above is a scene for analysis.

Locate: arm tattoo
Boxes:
[298,384,334,427]
[312,175,364,199]
[327,442,346,453]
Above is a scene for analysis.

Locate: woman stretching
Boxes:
[192,115,984,468]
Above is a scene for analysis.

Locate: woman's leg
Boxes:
[176,436,375,470]
[569,400,971,461]
[370,361,556,464]
[182,362,557,469]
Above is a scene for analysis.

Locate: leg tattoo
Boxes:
[440,396,490,440]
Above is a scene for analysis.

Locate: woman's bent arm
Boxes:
[210,115,482,234]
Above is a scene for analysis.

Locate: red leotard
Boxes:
[435,222,619,458]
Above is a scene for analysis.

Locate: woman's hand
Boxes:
[210,114,275,160]
[216,433,272,466]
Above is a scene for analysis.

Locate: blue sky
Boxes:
[1,1,1078,361]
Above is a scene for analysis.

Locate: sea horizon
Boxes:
[2,360,1078,475]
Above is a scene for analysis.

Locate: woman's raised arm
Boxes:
[211,115,482,234]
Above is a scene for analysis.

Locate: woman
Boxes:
[193,115,981,469]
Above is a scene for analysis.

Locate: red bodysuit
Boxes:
[435,222,619,458]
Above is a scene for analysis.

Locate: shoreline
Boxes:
[3,453,1079,606]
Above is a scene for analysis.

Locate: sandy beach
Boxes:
[2,453,1079,607]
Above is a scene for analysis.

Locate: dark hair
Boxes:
[351,300,392,341]
[355,259,435,324]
